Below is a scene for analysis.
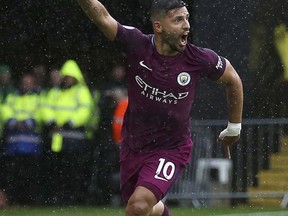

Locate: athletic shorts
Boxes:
[120,140,192,202]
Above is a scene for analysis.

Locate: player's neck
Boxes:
[154,36,179,56]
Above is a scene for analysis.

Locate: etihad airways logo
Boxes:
[135,76,189,105]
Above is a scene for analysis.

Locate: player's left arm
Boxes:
[216,59,243,146]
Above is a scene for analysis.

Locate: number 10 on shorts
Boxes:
[154,158,176,182]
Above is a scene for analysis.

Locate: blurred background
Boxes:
[0,0,288,209]
[1,0,288,118]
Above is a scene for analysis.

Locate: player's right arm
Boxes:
[77,0,118,41]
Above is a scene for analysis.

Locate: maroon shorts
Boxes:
[120,141,192,202]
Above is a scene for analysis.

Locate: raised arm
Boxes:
[216,59,243,158]
[77,0,118,40]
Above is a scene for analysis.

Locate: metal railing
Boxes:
[166,118,288,207]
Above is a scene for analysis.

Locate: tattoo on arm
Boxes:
[84,0,103,17]
[93,6,102,17]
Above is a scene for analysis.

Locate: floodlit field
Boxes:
[0,206,288,216]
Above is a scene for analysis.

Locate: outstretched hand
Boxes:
[217,135,240,159]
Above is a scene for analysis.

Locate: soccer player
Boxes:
[76,0,243,215]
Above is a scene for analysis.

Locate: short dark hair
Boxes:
[150,0,187,20]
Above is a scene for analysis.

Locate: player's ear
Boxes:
[153,21,162,33]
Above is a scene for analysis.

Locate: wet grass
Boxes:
[0,205,287,216]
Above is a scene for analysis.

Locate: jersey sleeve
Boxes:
[202,48,226,81]
[115,22,147,52]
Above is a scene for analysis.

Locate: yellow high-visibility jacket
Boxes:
[1,91,41,128]
[41,60,93,128]
[42,85,93,127]
[274,23,288,80]
[40,60,95,155]
[1,90,42,156]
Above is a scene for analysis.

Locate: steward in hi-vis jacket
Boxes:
[1,73,43,205]
[41,60,94,205]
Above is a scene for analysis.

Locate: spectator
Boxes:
[110,87,128,205]
[32,64,47,92]
[0,64,16,104]
[41,60,95,205]
[1,72,43,205]
[83,81,102,204]
[0,64,16,140]
[0,64,16,208]
[274,16,288,80]
[95,66,127,204]
[112,88,128,144]
[39,67,62,202]
[49,67,62,89]
[40,67,62,116]
[107,65,126,90]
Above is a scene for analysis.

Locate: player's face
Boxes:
[161,7,190,53]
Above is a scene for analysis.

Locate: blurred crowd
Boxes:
[0,61,128,207]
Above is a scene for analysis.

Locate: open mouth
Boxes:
[180,33,188,46]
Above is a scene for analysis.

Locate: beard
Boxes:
[162,29,185,53]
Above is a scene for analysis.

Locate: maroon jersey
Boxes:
[116,23,226,152]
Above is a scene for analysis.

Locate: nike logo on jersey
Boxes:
[139,60,152,71]
[154,173,168,182]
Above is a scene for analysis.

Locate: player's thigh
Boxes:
[137,152,186,201]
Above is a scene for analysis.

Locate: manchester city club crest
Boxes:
[177,72,191,86]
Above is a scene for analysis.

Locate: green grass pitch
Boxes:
[0,206,288,216]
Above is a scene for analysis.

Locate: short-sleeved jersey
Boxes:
[115,23,226,152]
